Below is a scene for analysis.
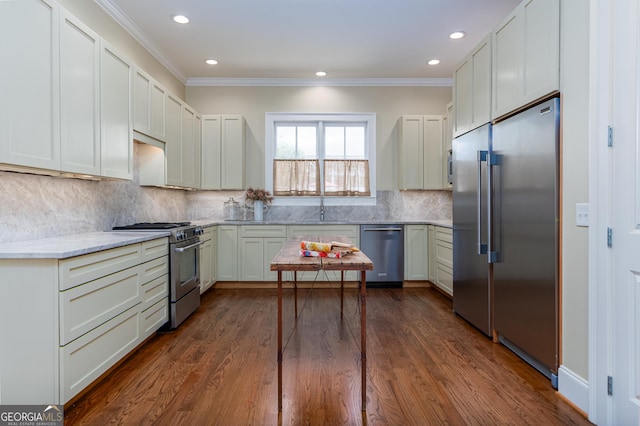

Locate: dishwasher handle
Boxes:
[362,227,403,232]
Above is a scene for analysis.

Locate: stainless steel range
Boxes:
[113,222,204,329]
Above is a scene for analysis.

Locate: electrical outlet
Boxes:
[576,203,589,227]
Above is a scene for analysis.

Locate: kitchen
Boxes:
[0,0,633,424]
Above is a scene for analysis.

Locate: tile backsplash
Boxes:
[0,162,450,244]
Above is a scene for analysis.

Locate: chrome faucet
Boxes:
[320,195,325,222]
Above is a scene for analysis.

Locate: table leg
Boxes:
[278,270,283,412]
[294,271,298,318]
[360,270,367,412]
[340,270,344,318]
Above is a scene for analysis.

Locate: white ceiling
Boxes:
[96,0,521,85]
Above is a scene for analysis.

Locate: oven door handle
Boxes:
[174,241,204,252]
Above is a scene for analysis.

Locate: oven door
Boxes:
[171,238,203,302]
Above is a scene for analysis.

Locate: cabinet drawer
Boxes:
[436,241,453,270]
[60,266,140,345]
[141,238,168,263]
[240,225,287,238]
[139,255,168,285]
[436,264,453,296]
[60,306,140,403]
[140,298,168,339]
[288,225,359,241]
[141,274,168,311]
[435,226,453,243]
[60,244,141,290]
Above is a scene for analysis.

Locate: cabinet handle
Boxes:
[175,241,204,252]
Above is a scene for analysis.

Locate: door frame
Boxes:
[589,0,612,423]
[589,0,639,423]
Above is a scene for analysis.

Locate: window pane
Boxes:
[297,126,317,158]
[275,126,296,158]
[325,126,344,158]
[345,126,365,158]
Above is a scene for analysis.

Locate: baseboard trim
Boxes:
[557,365,589,417]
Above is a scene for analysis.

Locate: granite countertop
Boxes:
[192,219,453,228]
[0,231,171,259]
[0,220,452,259]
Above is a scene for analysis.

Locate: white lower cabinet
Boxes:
[200,226,217,293]
[433,226,453,296]
[217,225,238,281]
[404,225,428,281]
[239,226,287,281]
[0,237,168,405]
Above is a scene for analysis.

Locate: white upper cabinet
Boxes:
[165,93,183,187]
[453,34,492,137]
[180,104,201,189]
[133,66,166,143]
[201,115,245,190]
[0,0,61,172]
[59,9,100,176]
[1,0,134,180]
[492,0,560,119]
[100,41,133,180]
[398,115,443,190]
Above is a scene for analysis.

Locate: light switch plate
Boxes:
[576,203,589,227]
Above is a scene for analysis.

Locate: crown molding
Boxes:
[95,0,186,83]
[186,77,453,87]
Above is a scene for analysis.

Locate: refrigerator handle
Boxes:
[488,152,500,263]
[477,150,488,255]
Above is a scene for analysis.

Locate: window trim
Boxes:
[265,112,376,206]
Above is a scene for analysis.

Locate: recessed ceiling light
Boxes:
[427,59,440,66]
[316,71,327,77]
[172,14,189,24]
[205,59,218,65]
[449,31,466,40]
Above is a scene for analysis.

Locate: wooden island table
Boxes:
[270,235,374,413]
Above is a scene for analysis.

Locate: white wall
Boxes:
[185,85,452,190]
[558,0,590,409]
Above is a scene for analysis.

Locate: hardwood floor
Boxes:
[64,286,591,425]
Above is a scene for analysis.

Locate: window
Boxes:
[266,113,376,205]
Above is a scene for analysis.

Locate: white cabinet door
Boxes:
[404,225,428,280]
[165,93,183,187]
[521,0,560,102]
[133,66,152,137]
[200,233,213,293]
[453,34,492,138]
[240,238,263,281]
[453,58,471,136]
[100,41,133,180]
[492,0,559,119]
[134,67,166,142]
[398,116,423,190]
[0,0,60,171]
[427,225,436,283]
[492,8,522,118]
[217,225,238,281]
[423,115,443,190]
[221,115,245,190]
[264,237,286,281]
[201,115,245,190]
[181,105,196,188]
[150,81,166,141]
[201,115,222,189]
[398,115,444,190]
[59,9,100,176]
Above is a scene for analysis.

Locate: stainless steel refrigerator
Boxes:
[452,97,559,384]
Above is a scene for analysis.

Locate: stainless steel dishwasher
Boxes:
[359,224,404,287]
